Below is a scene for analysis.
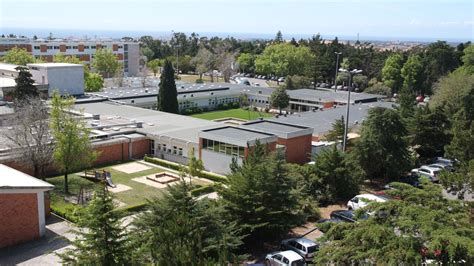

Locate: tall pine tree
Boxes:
[157,60,179,114]
[12,66,39,102]
[131,179,243,264]
[59,186,130,265]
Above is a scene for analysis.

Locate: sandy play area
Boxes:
[132,174,180,189]
[112,162,152,174]
[108,183,132,193]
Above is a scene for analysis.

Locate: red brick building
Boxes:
[0,164,54,248]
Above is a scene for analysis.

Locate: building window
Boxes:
[84,46,90,49]
[178,148,183,156]
[124,44,128,51]
[54,46,59,49]
[162,144,167,152]
[157,143,161,151]
[66,46,71,49]
[34,46,40,49]
[150,140,155,155]
[73,46,78,49]
[47,46,52,49]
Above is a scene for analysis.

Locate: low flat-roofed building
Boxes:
[0,164,54,248]
[199,126,277,174]
[241,120,314,164]
[269,101,396,140]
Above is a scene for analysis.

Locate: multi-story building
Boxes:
[0,38,140,76]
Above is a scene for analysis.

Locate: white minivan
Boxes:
[347,194,388,210]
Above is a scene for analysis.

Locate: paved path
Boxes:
[0,215,73,265]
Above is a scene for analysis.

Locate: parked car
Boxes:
[411,165,442,182]
[428,163,453,172]
[433,157,455,167]
[347,194,388,210]
[330,210,368,223]
[281,238,319,262]
[384,173,421,189]
[278,77,285,82]
[265,250,306,266]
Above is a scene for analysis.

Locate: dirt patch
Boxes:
[319,202,348,219]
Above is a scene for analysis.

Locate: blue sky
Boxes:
[1,0,473,40]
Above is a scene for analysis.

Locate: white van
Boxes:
[347,194,388,210]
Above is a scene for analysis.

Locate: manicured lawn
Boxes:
[47,161,211,214]
[191,108,273,121]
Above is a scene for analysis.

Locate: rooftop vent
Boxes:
[137,122,143,128]
[92,114,100,120]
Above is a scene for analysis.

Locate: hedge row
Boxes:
[190,185,216,197]
[51,206,80,223]
[144,156,227,183]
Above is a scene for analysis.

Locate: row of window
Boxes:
[202,138,245,158]
[249,98,269,104]
[157,143,183,156]
[32,45,123,51]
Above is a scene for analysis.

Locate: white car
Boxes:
[265,250,306,266]
[412,165,442,182]
[428,163,453,172]
[280,237,318,262]
[347,194,388,210]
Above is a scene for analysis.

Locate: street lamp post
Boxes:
[339,68,363,152]
[334,52,342,92]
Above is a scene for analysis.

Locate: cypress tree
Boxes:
[12,66,39,102]
[157,60,179,113]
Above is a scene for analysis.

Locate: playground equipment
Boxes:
[82,170,117,188]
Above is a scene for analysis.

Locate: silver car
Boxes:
[280,237,318,262]
[265,250,306,266]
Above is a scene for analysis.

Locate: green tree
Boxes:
[92,48,121,78]
[401,54,423,93]
[59,186,130,265]
[352,107,412,181]
[460,44,474,74]
[352,74,369,90]
[147,59,162,77]
[157,60,179,114]
[269,86,290,114]
[309,145,362,204]
[274,30,283,43]
[255,43,315,77]
[382,53,404,93]
[85,73,104,92]
[397,86,416,119]
[430,71,474,118]
[50,92,98,194]
[236,53,255,73]
[364,82,392,96]
[191,46,215,80]
[284,75,312,90]
[12,66,39,102]
[315,183,474,264]
[132,179,243,264]
[1,47,36,65]
[53,53,82,65]
[440,160,474,200]
[141,46,155,61]
[422,41,459,93]
[219,145,304,244]
[325,116,345,141]
[408,106,451,159]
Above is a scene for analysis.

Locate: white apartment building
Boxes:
[0,38,140,76]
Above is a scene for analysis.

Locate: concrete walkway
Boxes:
[0,215,73,265]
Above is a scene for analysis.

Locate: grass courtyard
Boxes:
[191,108,273,121]
[47,161,212,217]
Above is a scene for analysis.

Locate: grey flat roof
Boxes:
[241,120,313,139]
[28,63,84,68]
[200,126,277,147]
[0,164,54,190]
[74,101,221,143]
[287,89,382,103]
[269,101,396,136]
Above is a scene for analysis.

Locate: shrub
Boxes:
[51,206,80,223]
[114,203,148,214]
[195,78,204,83]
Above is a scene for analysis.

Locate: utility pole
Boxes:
[334,52,342,92]
[340,68,362,152]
